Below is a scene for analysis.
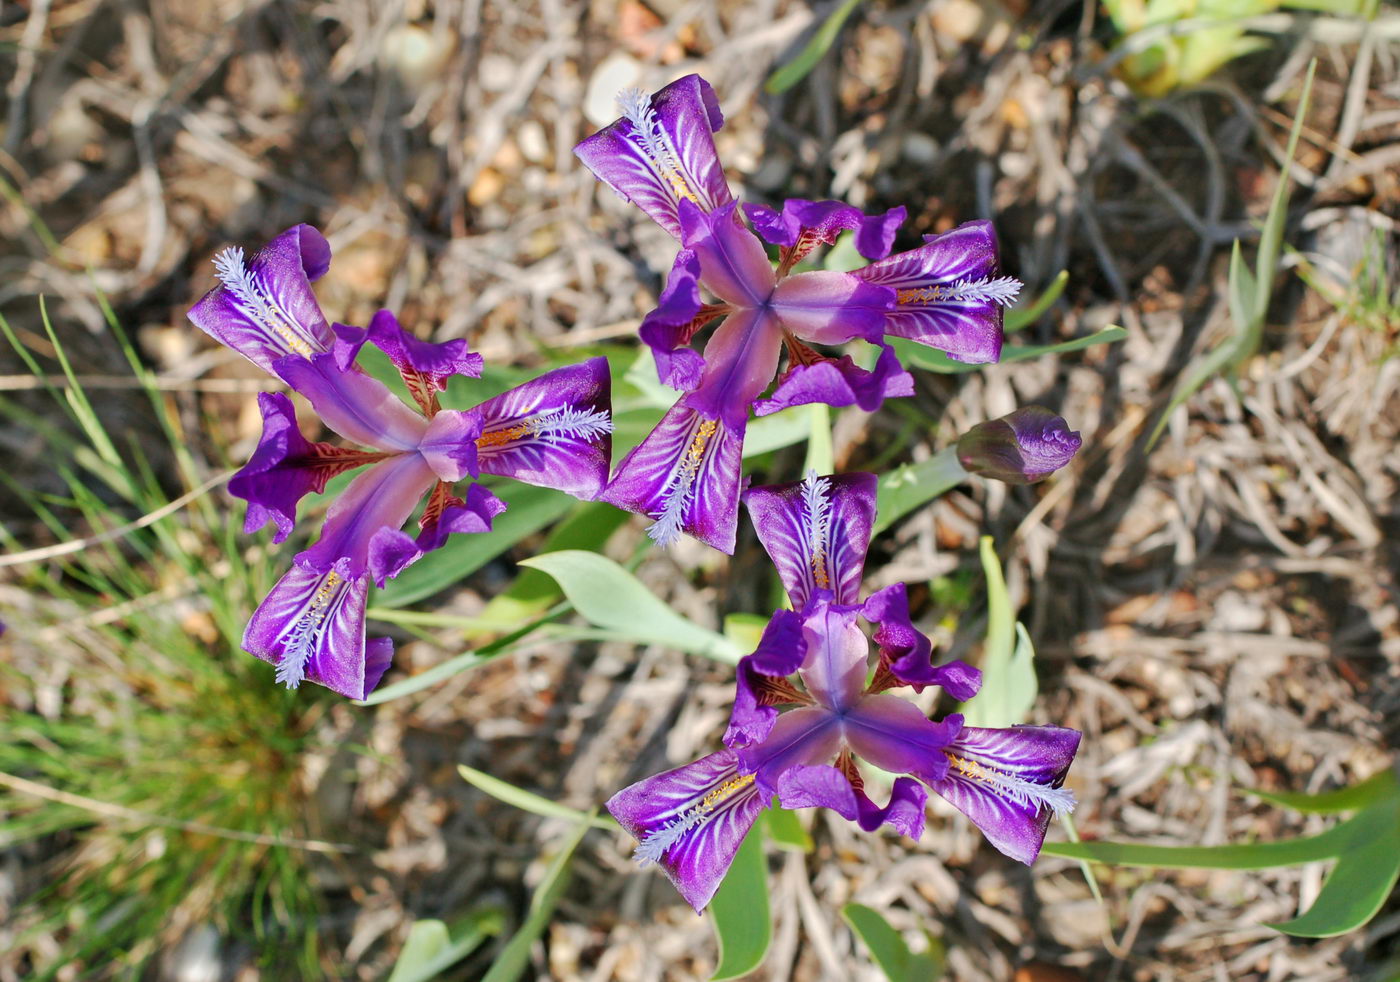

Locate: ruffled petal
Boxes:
[638,249,715,392]
[574,75,732,240]
[678,199,775,307]
[601,402,745,553]
[753,342,913,417]
[228,392,384,543]
[843,698,963,785]
[473,357,614,500]
[743,472,876,609]
[273,352,429,452]
[725,609,807,749]
[862,582,981,699]
[297,452,437,576]
[744,199,906,263]
[366,482,508,588]
[931,724,1081,864]
[188,225,333,374]
[243,559,391,699]
[956,407,1082,485]
[775,765,927,839]
[606,749,765,913]
[854,220,1016,364]
[769,270,893,345]
[736,706,843,796]
[334,311,483,415]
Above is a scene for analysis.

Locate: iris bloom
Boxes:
[189,226,613,698]
[575,75,1022,552]
[607,472,1079,912]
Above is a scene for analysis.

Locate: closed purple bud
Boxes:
[956,407,1081,484]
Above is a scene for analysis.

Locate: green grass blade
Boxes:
[841,903,944,981]
[458,765,616,831]
[1005,271,1070,333]
[765,0,865,94]
[804,403,834,475]
[1244,768,1397,814]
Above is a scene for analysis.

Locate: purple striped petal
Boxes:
[297,452,437,576]
[574,74,733,240]
[473,357,613,500]
[769,271,893,345]
[601,402,745,553]
[228,392,385,543]
[843,699,963,785]
[639,250,714,392]
[243,559,391,699]
[775,765,927,838]
[862,583,981,699]
[678,199,775,307]
[797,601,870,713]
[607,749,765,913]
[956,407,1081,485]
[736,706,843,796]
[931,724,1080,864]
[273,353,429,453]
[725,609,807,748]
[334,311,483,415]
[744,472,876,609]
[854,220,1016,364]
[188,225,333,374]
[753,342,913,417]
[743,199,906,263]
[684,307,784,426]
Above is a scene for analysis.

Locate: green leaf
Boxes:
[458,764,616,831]
[1059,812,1104,905]
[746,406,814,456]
[387,909,506,982]
[804,403,834,475]
[1005,270,1070,333]
[871,448,967,536]
[765,0,864,94]
[961,538,1038,727]
[764,806,813,852]
[890,326,1126,374]
[519,551,741,663]
[723,612,771,653]
[377,484,575,607]
[480,815,594,982]
[1244,769,1397,814]
[841,903,944,981]
[709,824,771,980]
[357,651,491,705]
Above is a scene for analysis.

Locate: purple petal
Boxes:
[638,250,713,392]
[606,748,765,913]
[473,357,614,500]
[862,583,982,699]
[725,609,807,749]
[852,776,928,837]
[243,558,391,700]
[335,311,484,415]
[843,698,963,785]
[753,342,913,417]
[776,765,928,839]
[417,409,481,483]
[956,406,1082,485]
[769,271,893,345]
[797,600,870,713]
[273,353,429,452]
[737,706,843,796]
[228,392,383,544]
[600,402,745,553]
[297,452,437,576]
[743,472,876,609]
[743,199,906,262]
[684,307,784,426]
[854,220,1016,364]
[188,225,333,374]
[931,724,1081,864]
[365,481,507,587]
[574,74,733,240]
[678,199,775,307]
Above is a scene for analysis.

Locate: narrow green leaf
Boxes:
[891,326,1126,375]
[1254,61,1316,324]
[1040,816,1351,870]
[519,551,741,663]
[871,448,967,535]
[1005,271,1070,333]
[723,612,771,653]
[1060,812,1104,905]
[709,825,771,980]
[480,815,594,982]
[764,806,813,852]
[1244,768,1398,814]
[746,406,814,457]
[841,903,944,981]
[458,765,616,831]
[357,651,490,705]
[962,539,1037,727]
[387,909,506,982]
[765,0,865,94]
[804,403,834,475]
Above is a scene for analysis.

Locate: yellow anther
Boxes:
[701,773,755,811]
[896,286,945,305]
[686,419,718,464]
[947,753,989,781]
[476,422,534,449]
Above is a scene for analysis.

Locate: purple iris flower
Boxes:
[575,75,1022,553]
[606,472,1079,912]
[189,226,614,699]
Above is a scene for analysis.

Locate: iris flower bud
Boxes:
[956,407,1081,484]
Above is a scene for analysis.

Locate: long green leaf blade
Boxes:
[842,903,944,981]
[709,825,771,980]
[458,765,615,831]
[765,0,864,94]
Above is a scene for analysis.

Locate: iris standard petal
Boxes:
[769,271,893,345]
[637,249,714,392]
[842,698,964,785]
[574,74,733,241]
[677,199,776,307]
[297,452,437,576]
[743,198,906,263]
[417,409,482,483]
[931,724,1081,865]
[797,601,870,713]
[188,225,333,374]
[753,342,913,417]
[743,471,877,609]
[606,748,765,913]
[862,582,982,699]
[684,306,784,427]
[474,357,614,500]
[273,352,429,453]
[600,401,745,553]
[956,406,1082,485]
[725,609,808,749]
[228,392,385,543]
